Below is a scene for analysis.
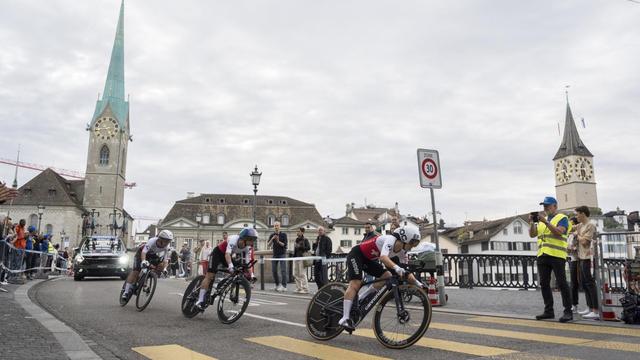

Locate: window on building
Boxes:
[45,224,53,235]
[481,241,489,251]
[516,242,524,251]
[267,215,276,226]
[354,228,361,235]
[217,213,225,225]
[267,199,274,205]
[29,214,38,228]
[218,198,225,204]
[23,188,32,196]
[281,215,289,226]
[281,200,287,205]
[205,198,211,203]
[340,240,352,248]
[461,245,469,253]
[48,189,56,198]
[514,222,523,234]
[99,145,109,166]
[484,229,489,235]
[441,248,448,254]
[503,228,508,235]
[342,228,349,235]
[202,213,210,224]
[508,242,514,251]
[184,238,193,249]
[523,242,532,251]
[243,199,250,204]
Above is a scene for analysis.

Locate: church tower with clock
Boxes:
[83,0,131,229]
[553,100,598,211]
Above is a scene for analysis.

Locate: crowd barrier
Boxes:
[0,239,70,283]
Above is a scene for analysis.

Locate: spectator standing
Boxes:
[362,222,379,241]
[268,221,288,292]
[574,206,599,320]
[199,241,212,275]
[313,226,332,290]
[567,217,580,313]
[179,244,190,277]
[170,249,179,277]
[293,227,311,294]
[10,219,27,278]
[529,196,573,323]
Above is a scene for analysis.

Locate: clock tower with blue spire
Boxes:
[83,0,131,233]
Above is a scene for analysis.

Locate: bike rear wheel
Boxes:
[372,284,431,349]
[217,276,251,324]
[135,271,157,311]
[119,279,131,306]
[306,282,346,341]
[182,275,204,318]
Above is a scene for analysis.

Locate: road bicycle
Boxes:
[181,260,257,324]
[306,268,432,349]
[119,264,159,311]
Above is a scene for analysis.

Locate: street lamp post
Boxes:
[250,165,262,246]
[37,205,45,234]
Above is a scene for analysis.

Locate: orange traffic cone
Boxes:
[427,276,440,306]
[600,283,618,321]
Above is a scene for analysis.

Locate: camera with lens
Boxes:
[530,211,540,223]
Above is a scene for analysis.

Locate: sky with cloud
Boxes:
[1,0,639,229]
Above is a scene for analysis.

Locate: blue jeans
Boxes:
[272,254,287,287]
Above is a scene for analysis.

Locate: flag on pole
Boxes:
[581,117,586,128]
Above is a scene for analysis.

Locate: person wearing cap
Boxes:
[529,196,573,323]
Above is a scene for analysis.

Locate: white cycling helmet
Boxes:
[393,225,421,244]
[158,229,174,241]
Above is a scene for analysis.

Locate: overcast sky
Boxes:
[1,0,639,230]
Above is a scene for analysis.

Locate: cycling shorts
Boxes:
[207,247,228,274]
[346,246,386,281]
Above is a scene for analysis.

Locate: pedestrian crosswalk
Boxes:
[132,315,640,359]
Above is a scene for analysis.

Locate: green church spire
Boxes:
[91,0,128,128]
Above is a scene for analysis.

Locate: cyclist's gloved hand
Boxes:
[393,265,406,277]
[228,264,235,273]
[141,260,150,268]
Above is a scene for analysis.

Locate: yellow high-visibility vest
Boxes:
[48,242,56,254]
[537,213,571,259]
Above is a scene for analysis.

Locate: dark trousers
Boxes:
[313,260,327,289]
[537,254,572,315]
[569,259,580,306]
[579,259,598,309]
[272,254,287,287]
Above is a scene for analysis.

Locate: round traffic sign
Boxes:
[421,158,438,180]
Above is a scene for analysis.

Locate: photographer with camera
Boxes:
[529,196,573,323]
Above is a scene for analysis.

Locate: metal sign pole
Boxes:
[430,188,439,251]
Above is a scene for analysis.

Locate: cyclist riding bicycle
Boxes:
[339,225,424,330]
[195,227,258,311]
[121,229,173,300]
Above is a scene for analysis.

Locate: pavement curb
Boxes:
[17,278,102,360]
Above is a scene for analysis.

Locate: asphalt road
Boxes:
[32,277,640,360]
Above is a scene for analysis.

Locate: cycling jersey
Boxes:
[141,237,172,261]
[358,235,408,263]
[217,235,251,264]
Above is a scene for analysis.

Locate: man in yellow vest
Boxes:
[529,196,573,323]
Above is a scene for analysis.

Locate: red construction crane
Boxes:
[0,158,137,189]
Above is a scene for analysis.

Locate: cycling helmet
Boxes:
[238,227,258,241]
[28,225,36,232]
[158,229,174,241]
[393,225,421,244]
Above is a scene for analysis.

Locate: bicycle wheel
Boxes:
[119,279,131,306]
[217,276,251,324]
[372,284,431,349]
[306,282,346,341]
[135,271,157,311]
[182,275,205,318]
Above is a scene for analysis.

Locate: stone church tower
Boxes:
[553,100,598,211]
[83,0,131,233]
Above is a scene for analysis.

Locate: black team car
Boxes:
[73,236,130,281]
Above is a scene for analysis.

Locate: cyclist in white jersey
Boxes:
[195,228,258,310]
[339,225,423,330]
[121,230,173,299]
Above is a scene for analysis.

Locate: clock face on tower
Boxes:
[94,117,119,140]
[555,159,572,184]
[574,157,594,182]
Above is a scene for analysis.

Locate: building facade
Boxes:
[158,194,326,252]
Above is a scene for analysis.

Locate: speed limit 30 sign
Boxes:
[417,149,442,188]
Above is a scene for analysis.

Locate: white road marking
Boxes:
[244,312,306,327]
